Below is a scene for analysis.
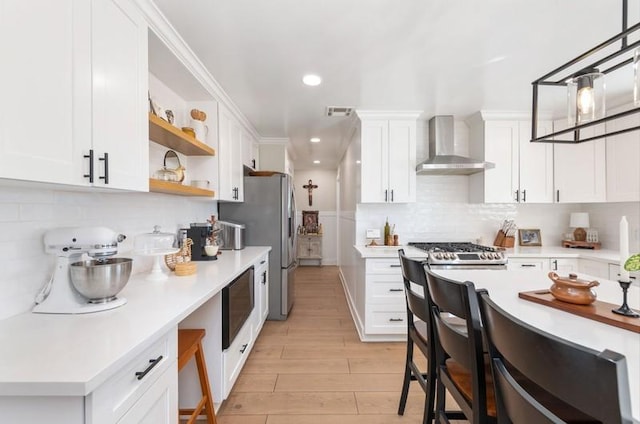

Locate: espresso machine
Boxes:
[33,227,131,314]
[187,223,218,261]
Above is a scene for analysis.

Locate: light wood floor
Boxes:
[216,266,465,424]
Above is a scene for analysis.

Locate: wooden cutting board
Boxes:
[519,290,640,333]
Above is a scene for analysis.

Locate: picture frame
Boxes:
[518,229,542,246]
[302,210,319,233]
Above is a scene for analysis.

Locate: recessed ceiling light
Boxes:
[313,160,320,164]
[310,137,320,143]
[356,160,361,164]
[302,74,322,86]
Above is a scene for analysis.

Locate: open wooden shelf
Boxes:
[149,179,215,197]
[148,113,215,156]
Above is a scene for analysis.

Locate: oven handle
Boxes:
[429,264,508,270]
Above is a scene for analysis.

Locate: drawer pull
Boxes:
[260,260,266,264]
[389,288,403,292]
[240,344,248,354]
[135,355,163,381]
[389,318,404,322]
[389,264,401,268]
[521,264,537,268]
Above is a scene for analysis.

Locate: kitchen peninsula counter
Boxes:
[0,246,270,397]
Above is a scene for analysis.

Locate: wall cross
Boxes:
[302,179,318,206]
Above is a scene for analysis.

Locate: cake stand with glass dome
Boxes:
[134,225,179,281]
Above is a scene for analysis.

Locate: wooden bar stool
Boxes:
[178,329,217,424]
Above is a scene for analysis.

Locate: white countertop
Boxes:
[435,269,640,421]
[355,244,623,264]
[0,246,270,397]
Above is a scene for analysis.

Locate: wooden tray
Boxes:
[519,290,640,333]
[562,240,601,249]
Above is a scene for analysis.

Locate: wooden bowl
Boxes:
[175,262,197,276]
[548,272,599,305]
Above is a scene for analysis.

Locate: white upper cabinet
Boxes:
[242,129,259,170]
[218,106,244,201]
[357,111,419,203]
[469,112,553,203]
[606,111,640,202]
[0,0,89,186]
[91,0,148,191]
[0,0,148,190]
[553,123,606,203]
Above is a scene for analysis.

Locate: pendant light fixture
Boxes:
[567,68,606,125]
[531,0,640,144]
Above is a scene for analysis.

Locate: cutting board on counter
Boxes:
[519,290,640,333]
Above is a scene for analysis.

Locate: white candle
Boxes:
[620,216,630,282]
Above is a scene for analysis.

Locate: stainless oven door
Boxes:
[428,264,507,270]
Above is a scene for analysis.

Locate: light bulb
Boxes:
[577,86,593,114]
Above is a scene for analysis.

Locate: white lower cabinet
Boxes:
[87,328,178,424]
[0,328,179,424]
[115,366,177,424]
[507,257,578,273]
[507,258,547,271]
[578,259,610,279]
[222,316,254,398]
[364,259,406,336]
[254,254,269,330]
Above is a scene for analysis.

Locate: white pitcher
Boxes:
[190,119,208,142]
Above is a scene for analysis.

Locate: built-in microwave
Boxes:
[222,266,254,350]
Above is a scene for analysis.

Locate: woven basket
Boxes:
[175,261,197,276]
[165,238,193,271]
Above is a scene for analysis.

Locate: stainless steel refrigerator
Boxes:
[219,174,297,320]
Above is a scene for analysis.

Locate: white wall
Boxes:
[293,170,338,265]
[0,182,215,320]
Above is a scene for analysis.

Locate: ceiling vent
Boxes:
[325,106,354,117]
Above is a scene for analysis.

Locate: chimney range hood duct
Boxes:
[416,116,494,175]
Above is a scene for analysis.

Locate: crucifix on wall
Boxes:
[302,179,318,206]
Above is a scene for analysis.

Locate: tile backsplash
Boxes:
[0,183,216,320]
[0,178,637,320]
[356,176,640,252]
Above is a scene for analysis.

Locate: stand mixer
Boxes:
[33,227,131,314]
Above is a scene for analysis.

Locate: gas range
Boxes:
[409,242,507,269]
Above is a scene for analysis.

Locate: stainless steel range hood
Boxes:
[416,116,494,175]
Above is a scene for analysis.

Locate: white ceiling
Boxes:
[152,0,637,170]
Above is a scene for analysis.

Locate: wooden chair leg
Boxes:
[195,340,217,424]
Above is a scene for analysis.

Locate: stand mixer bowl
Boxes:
[69,258,133,303]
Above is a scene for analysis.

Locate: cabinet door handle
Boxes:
[99,152,109,184]
[556,190,560,202]
[389,318,404,322]
[260,260,266,265]
[552,259,558,270]
[135,355,163,380]
[389,288,403,292]
[262,271,267,284]
[240,344,248,354]
[521,264,537,268]
[252,159,256,169]
[83,149,94,183]
[617,274,637,280]
[515,190,519,202]
[384,189,388,202]
[522,189,526,202]
[390,189,394,202]
[389,264,401,268]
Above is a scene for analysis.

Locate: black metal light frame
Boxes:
[531,0,640,144]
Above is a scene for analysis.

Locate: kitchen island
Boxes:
[0,246,270,423]
[436,269,640,422]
